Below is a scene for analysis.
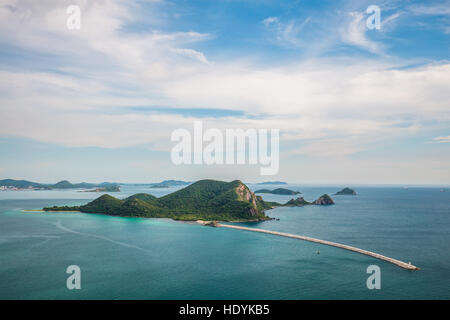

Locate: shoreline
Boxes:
[24,209,81,213]
[27,209,273,223]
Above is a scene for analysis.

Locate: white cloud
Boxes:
[1,57,450,157]
[0,0,449,162]
[341,12,384,54]
[262,9,395,56]
[262,16,279,26]
[408,2,450,34]
[171,48,210,65]
[262,16,312,49]
[0,0,211,81]
[382,12,401,27]
[409,3,450,16]
[433,136,450,143]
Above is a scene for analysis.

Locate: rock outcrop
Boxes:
[313,194,335,205]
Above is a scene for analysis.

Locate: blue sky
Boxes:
[0,0,449,184]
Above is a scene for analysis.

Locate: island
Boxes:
[334,187,356,195]
[312,194,335,205]
[283,194,334,206]
[79,186,121,192]
[45,180,274,222]
[284,197,311,206]
[254,188,301,195]
[0,179,120,191]
[43,180,336,221]
[149,180,191,188]
[256,181,288,185]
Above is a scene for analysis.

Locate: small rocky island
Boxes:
[284,194,335,206]
[254,188,301,195]
[334,187,356,195]
[284,197,311,206]
[313,194,335,205]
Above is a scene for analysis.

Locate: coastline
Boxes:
[29,209,273,223]
[24,209,81,213]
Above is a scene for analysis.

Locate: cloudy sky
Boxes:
[0,0,449,184]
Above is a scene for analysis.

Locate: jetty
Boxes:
[214,223,419,270]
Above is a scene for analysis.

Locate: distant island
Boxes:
[43,179,335,221]
[79,186,121,192]
[0,179,120,191]
[149,180,191,188]
[256,181,288,185]
[334,187,356,195]
[254,188,301,195]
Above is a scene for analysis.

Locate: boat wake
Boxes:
[53,220,149,253]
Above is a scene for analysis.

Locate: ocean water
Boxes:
[0,184,449,299]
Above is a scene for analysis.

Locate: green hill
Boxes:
[80,194,123,212]
[45,179,273,221]
[52,180,77,189]
[125,193,158,202]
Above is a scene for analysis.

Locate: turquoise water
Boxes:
[0,185,449,299]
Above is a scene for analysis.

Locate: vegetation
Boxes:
[125,193,157,202]
[255,196,281,209]
[45,180,274,221]
[282,195,335,206]
[43,205,80,211]
[0,178,120,190]
[284,197,311,206]
[52,180,76,189]
[254,188,301,195]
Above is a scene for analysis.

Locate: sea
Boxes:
[0,184,449,299]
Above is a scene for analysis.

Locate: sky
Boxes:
[0,0,449,184]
